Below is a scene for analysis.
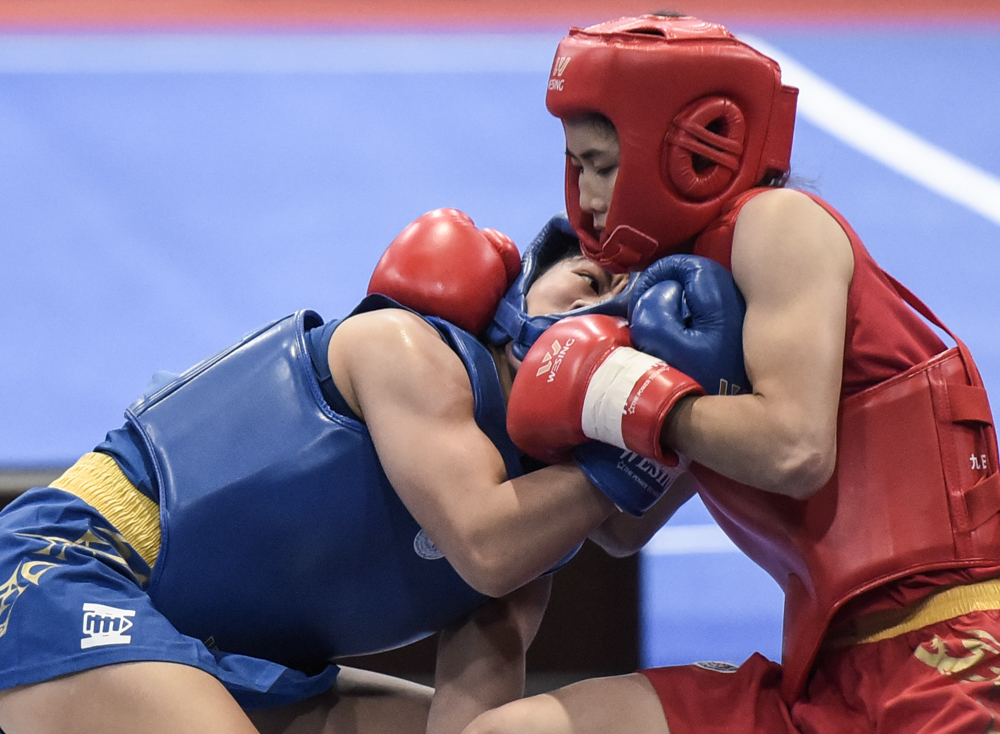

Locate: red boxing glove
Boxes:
[506,314,704,465]
[368,208,521,335]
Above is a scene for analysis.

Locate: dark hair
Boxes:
[533,230,584,279]
[570,112,617,138]
[757,169,790,189]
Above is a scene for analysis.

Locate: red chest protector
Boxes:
[693,190,1000,701]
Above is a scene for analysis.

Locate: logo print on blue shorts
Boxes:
[81,603,135,649]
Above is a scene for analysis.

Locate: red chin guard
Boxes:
[546,15,798,272]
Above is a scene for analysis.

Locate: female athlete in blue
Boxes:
[0,208,684,734]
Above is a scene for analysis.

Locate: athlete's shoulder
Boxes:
[336,307,445,351]
[328,307,469,422]
[735,188,848,252]
[737,187,832,222]
[732,187,854,294]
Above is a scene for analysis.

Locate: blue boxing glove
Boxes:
[628,254,750,396]
[573,441,690,517]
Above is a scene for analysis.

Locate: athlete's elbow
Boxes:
[458,560,521,599]
[765,440,835,500]
[448,539,522,598]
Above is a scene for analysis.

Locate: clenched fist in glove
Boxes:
[368,208,521,335]
[506,314,703,467]
[573,441,690,516]
[628,254,750,396]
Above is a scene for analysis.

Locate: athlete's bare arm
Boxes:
[587,473,698,558]
[327,308,615,599]
[663,188,855,499]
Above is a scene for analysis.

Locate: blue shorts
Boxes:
[0,486,339,711]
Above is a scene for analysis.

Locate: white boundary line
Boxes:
[652,40,1000,558]
[4,33,997,227]
[745,35,1000,228]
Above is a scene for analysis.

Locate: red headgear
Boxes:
[546,15,798,271]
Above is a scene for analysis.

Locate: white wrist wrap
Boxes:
[581,347,665,449]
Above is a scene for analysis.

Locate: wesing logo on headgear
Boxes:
[548,56,571,91]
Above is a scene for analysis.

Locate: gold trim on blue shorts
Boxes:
[48,452,161,567]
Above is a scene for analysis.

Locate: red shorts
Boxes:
[642,609,1000,733]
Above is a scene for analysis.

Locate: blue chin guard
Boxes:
[485,213,636,360]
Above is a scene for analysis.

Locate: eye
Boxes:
[596,164,618,178]
[576,270,600,293]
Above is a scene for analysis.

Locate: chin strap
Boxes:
[583,224,660,272]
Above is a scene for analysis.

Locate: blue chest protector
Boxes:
[125,300,523,670]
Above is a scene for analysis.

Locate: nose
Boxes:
[578,171,609,221]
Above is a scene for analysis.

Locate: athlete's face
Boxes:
[524,255,628,318]
[501,254,627,374]
[563,116,620,234]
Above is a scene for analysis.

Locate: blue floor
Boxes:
[1,27,997,669]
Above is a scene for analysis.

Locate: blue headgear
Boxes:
[485,213,636,360]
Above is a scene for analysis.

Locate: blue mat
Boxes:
[1,28,997,669]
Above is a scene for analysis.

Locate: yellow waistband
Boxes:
[825,577,1000,650]
[49,452,161,567]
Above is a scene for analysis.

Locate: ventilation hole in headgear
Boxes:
[692,116,731,172]
[705,116,726,135]
[663,96,746,202]
[626,26,668,37]
[691,154,712,174]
